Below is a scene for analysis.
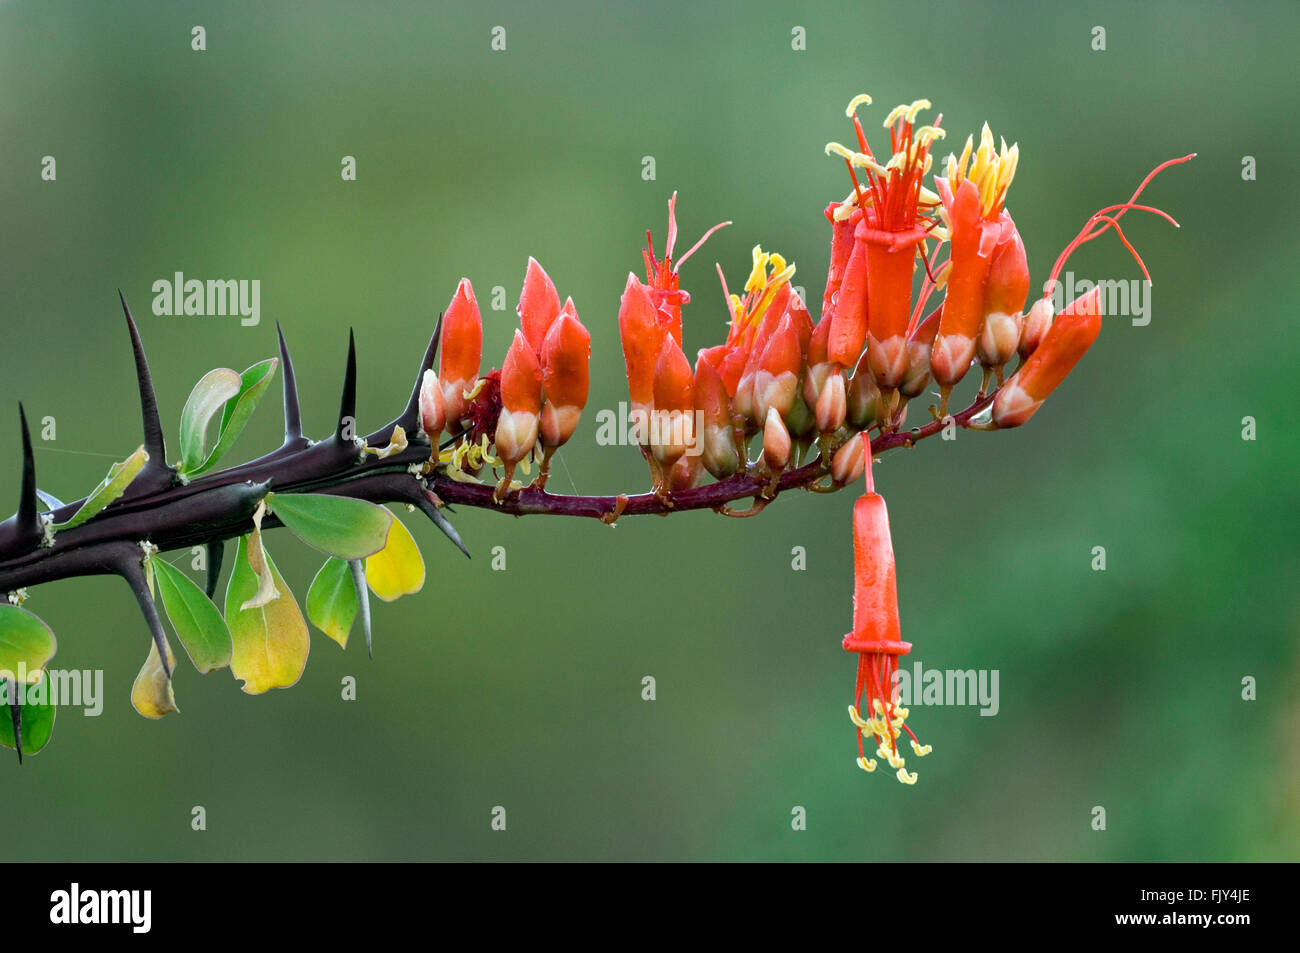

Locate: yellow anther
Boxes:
[913,125,946,145]
[848,705,872,730]
[462,378,487,402]
[845,93,873,117]
[825,141,858,161]
[911,740,932,757]
[857,757,877,772]
[896,768,918,785]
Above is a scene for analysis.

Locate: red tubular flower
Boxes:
[518,257,562,357]
[827,238,869,368]
[992,288,1101,428]
[695,356,739,480]
[977,220,1030,374]
[827,97,945,401]
[931,124,1020,409]
[494,329,543,495]
[842,435,929,783]
[438,278,483,434]
[539,302,590,451]
[723,247,795,427]
[618,273,665,427]
[752,313,801,425]
[649,335,695,473]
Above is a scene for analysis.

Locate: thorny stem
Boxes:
[0,302,996,599]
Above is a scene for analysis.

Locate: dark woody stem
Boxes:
[0,300,996,598]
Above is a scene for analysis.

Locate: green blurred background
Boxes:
[1,0,1296,861]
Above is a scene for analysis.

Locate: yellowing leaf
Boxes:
[131,637,179,719]
[306,557,357,648]
[241,501,280,610]
[366,514,425,602]
[225,535,309,694]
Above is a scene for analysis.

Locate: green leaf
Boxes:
[0,605,57,683]
[266,492,393,560]
[151,557,233,673]
[178,368,242,474]
[307,557,358,648]
[0,681,57,756]
[188,358,278,477]
[51,445,148,530]
[225,535,310,694]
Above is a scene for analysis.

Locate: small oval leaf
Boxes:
[366,513,425,602]
[151,557,233,673]
[52,445,149,530]
[225,535,310,694]
[0,605,57,683]
[178,368,242,474]
[307,557,358,648]
[267,493,393,560]
[190,358,279,477]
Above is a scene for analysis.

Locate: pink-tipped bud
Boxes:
[900,313,939,400]
[667,453,703,491]
[762,407,792,471]
[815,370,846,434]
[618,273,664,418]
[831,434,867,486]
[1018,297,1053,359]
[418,369,446,444]
[518,257,562,357]
[977,309,1024,369]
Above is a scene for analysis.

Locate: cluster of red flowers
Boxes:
[416,91,1185,784]
[418,259,592,499]
[612,93,1187,782]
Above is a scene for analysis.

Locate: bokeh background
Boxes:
[1,0,1296,861]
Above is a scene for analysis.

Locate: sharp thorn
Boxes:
[120,558,173,680]
[8,691,21,765]
[412,490,469,558]
[276,322,305,444]
[204,539,225,600]
[348,559,372,659]
[395,313,443,434]
[334,329,357,445]
[16,404,39,543]
[119,291,168,465]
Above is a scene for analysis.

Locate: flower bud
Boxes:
[762,406,791,471]
[931,179,990,390]
[830,433,867,486]
[752,314,801,424]
[439,278,483,433]
[1017,297,1053,359]
[846,349,881,430]
[667,453,702,491]
[618,273,665,422]
[900,311,940,400]
[539,304,591,450]
[977,309,1024,370]
[650,336,695,469]
[815,370,847,434]
[418,368,445,444]
[495,330,543,467]
[993,289,1101,428]
[518,257,562,357]
[695,357,740,480]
